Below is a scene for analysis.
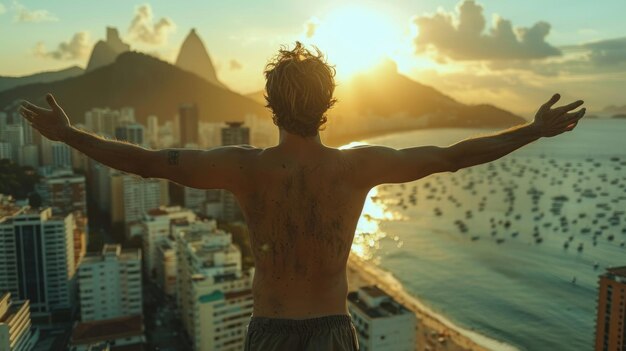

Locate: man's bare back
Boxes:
[237,144,369,319]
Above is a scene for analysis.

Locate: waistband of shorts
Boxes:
[247,314,354,334]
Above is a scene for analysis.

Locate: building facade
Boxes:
[595,266,626,351]
[0,293,38,351]
[179,103,199,146]
[139,206,196,276]
[110,173,169,226]
[348,285,417,351]
[175,220,254,351]
[0,203,76,318]
[77,244,142,322]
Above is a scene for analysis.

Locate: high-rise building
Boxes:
[175,219,254,351]
[77,244,142,322]
[19,115,34,145]
[179,103,199,146]
[594,266,626,351]
[0,142,12,161]
[220,122,250,222]
[184,187,207,212]
[146,115,159,147]
[0,112,8,140]
[115,123,145,146]
[221,122,249,146]
[51,141,72,169]
[35,169,88,266]
[0,202,76,318]
[110,173,169,226]
[348,285,417,351]
[4,124,24,163]
[139,206,196,277]
[0,293,38,351]
[36,169,86,215]
[119,107,135,125]
[85,108,123,137]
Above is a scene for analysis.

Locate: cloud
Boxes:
[487,37,626,77]
[304,17,319,38]
[229,59,243,71]
[413,0,561,61]
[34,31,91,60]
[583,37,626,66]
[128,4,176,45]
[13,1,57,22]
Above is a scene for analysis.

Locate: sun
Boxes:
[303,6,403,80]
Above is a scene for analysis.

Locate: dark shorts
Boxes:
[244,314,360,351]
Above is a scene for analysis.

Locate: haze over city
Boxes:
[1,0,626,114]
[1,1,626,351]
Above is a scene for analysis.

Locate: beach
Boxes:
[344,119,626,350]
[346,254,517,351]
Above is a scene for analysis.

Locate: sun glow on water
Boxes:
[351,185,406,260]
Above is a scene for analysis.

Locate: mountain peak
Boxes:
[86,27,130,72]
[175,29,225,89]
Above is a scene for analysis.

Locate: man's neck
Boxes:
[278,129,323,147]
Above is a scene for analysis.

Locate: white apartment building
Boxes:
[139,206,196,276]
[175,220,254,351]
[0,203,76,318]
[110,172,169,225]
[0,293,38,351]
[347,285,417,351]
[77,244,142,322]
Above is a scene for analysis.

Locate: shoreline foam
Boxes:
[347,254,520,351]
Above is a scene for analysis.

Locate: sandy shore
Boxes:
[346,254,519,351]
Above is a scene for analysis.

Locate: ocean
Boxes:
[350,118,626,351]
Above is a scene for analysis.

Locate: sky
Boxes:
[1,0,625,115]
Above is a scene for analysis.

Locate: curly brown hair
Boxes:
[264,41,337,137]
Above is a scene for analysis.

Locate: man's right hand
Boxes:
[19,93,72,142]
[532,93,586,138]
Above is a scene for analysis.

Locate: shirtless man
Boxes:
[19,42,585,350]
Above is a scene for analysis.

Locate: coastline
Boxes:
[346,253,520,351]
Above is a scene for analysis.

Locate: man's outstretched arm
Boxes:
[19,94,255,191]
[348,94,586,187]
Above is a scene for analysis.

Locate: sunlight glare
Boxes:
[303,6,402,80]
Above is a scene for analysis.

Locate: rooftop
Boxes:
[347,285,411,319]
[82,244,140,264]
[604,266,626,283]
[71,315,144,345]
[360,285,388,298]
[606,266,626,277]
